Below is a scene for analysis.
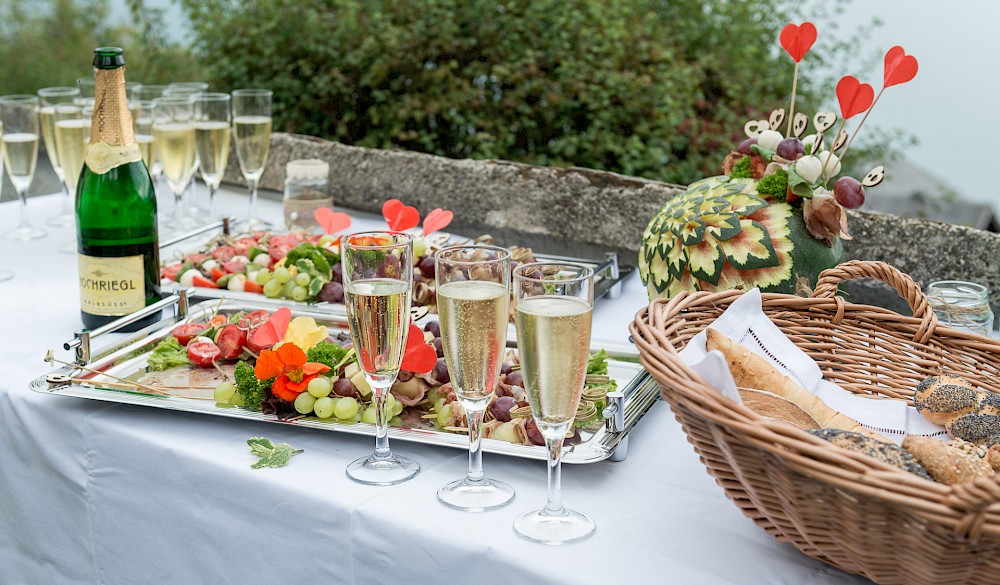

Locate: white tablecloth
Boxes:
[0,188,869,584]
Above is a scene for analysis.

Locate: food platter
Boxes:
[32,294,658,464]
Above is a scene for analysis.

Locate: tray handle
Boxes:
[811,260,937,343]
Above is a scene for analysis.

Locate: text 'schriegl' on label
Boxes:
[77,253,145,315]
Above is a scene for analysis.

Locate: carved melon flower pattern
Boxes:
[639,176,793,297]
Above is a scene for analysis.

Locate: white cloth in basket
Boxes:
[678,289,947,445]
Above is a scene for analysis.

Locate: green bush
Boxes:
[182,0,830,185]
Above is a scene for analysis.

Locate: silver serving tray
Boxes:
[32,295,658,464]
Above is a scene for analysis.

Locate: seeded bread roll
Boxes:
[989,445,1000,472]
[914,376,1000,447]
[902,435,994,484]
[808,429,932,481]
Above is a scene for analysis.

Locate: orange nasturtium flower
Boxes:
[254,343,330,402]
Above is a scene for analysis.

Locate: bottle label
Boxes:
[85,141,143,175]
[78,253,146,315]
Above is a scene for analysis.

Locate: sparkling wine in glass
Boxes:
[38,86,80,227]
[342,231,419,486]
[1,95,45,241]
[512,262,595,545]
[231,89,272,229]
[194,93,231,220]
[52,104,88,253]
[165,83,209,223]
[152,96,197,238]
[435,245,516,511]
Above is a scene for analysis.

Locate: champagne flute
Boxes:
[134,85,166,203]
[1,95,45,241]
[435,245,516,511]
[37,86,80,227]
[53,104,88,253]
[163,86,206,228]
[75,78,95,107]
[194,93,231,220]
[167,82,209,95]
[151,96,196,238]
[231,88,273,228]
[342,231,420,486]
[512,262,596,545]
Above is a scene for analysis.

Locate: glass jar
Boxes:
[926,280,995,336]
[283,159,331,230]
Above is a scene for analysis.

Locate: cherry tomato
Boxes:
[243,280,264,294]
[183,252,210,265]
[208,315,228,329]
[222,260,246,274]
[268,234,302,262]
[191,275,219,289]
[210,266,228,281]
[161,263,182,281]
[172,323,207,346]
[187,340,221,367]
[232,237,257,256]
[215,324,248,360]
[211,245,236,263]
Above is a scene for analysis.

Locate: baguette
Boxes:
[737,388,819,431]
[706,328,888,442]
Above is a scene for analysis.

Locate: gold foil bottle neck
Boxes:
[90,67,135,147]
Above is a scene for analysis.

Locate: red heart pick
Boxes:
[251,307,292,349]
[884,46,918,88]
[422,208,453,235]
[835,75,874,120]
[400,322,436,374]
[780,22,817,63]
[314,207,352,235]
[382,199,420,232]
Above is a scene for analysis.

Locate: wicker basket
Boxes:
[630,260,1000,585]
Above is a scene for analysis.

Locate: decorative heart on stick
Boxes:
[792,112,809,137]
[836,75,875,120]
[743,119,770,137]
[863,166,886,187]
[832,129,849,152]
[314,208,352,234]
[780,22,817,63]
[400,322,437,374]
[422,208,453,235]
[813,111,837,132]
[768,108,785,131]
[884,46,918,88]
[382,199,420,232]
[251,307,292,349]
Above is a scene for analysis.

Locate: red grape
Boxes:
[833,176,865,209]
[423,320,441,337]
[737,138,757,155]
[489,396,517,422]
[505,371,523,388]
[332,377,356,397]
[418,256,435,279]
[776,137,805,161]
[431,358,450,384]
[525,418,545,446]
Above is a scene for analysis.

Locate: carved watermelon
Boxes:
[638,175,843,298]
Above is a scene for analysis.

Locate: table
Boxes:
[0,188,870,584]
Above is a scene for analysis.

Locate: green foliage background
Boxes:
[0,0,894,187]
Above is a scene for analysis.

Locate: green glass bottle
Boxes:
[76,47,161,332]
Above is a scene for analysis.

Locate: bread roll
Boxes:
[738,388,820,430]
[808,429,932,480]
[902,435,994,485]
[706,329,888,442]
[914,376,1000,447]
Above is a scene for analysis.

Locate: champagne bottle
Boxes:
[76,47,161,332]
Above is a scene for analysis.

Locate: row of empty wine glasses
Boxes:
[342,232,596,545]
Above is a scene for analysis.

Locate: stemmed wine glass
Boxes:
[165,83,209,224]
[512,262,596,545]
[341,231,420,486]
[435,245,516,511]
[37,86,80,227]
[193,93,231,220]
[151,96,197,238]
[231,88,273,228]
[134,86,166,203]
[1,95,45,241]
[75,78,95,107]
[52,104,88,254]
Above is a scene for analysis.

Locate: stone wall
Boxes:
[224,133,1000,317]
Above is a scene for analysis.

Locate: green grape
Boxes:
[314,396,335,419]
[214,381,236,404]
[319,234,337,246]
[294,272,311,286]
[272,266,291,284]
[232,391,245,407]
[361,406,377,424]
[389,415,403,427]
[412,237,428,258]
[307,376,332,398]
[282,280,298,298]
[294,392,317,415]
[291,286,308,302]
[255,269,272,285]
[333,397,360,420]
[388,394,403,417]
[436,403,453,427]
[263,279,283,298]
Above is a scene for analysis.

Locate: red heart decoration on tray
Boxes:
[382,199,420,232]
[835,75,874,120]
[251,307,292,349]
[422,208,453,236]
[314,208,352,234]
[883,46,918,88]
[400,322,436,374]
[780,22,817,63]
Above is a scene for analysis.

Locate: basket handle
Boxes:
[812,260,938,344]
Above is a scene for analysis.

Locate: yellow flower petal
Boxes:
[282,316,329,352]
